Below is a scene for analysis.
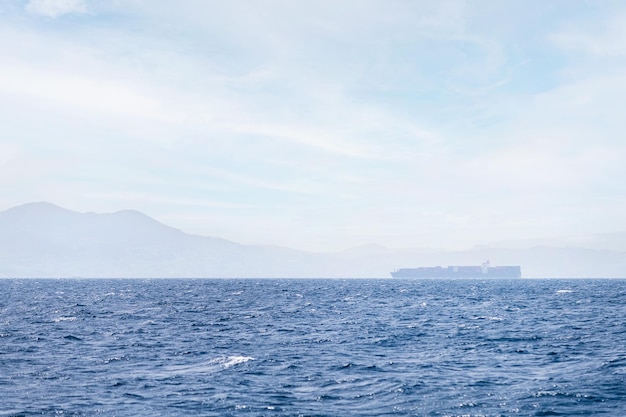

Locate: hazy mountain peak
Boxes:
[112,209,149,217]
[4,201,70,214]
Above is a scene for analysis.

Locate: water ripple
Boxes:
[1,278,625,416]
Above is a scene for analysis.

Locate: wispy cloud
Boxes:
[25,0,86,18]
[550,12,626,58]
[3,1,626,250]
[0,64,179,122]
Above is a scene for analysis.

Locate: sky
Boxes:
[1,0,626,252]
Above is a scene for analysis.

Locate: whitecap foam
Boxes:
[556,289,574,294]
[53,316,77,322]
[220,355,255,368]
[149,356,255,378]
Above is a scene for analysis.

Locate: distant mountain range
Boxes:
[0,202,625,278]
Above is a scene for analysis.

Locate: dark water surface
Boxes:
[1,278,625,416]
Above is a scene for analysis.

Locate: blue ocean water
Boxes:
[1,278,625,416]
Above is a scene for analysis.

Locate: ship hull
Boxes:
[391,265,521,279]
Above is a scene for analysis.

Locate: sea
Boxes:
[1,278,625,416]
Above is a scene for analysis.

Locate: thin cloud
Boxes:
[25,0,86,18]
[4,1,626,251]
[0,64,180,123]
[550,13,626,58]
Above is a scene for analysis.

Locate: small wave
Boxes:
[104,356,128,364]
[53,316,77,323]
[221,355,255,368]
[473,316,503,321]
[123,392,145,400]
[148,356,255,378]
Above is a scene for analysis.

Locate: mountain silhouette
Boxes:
[1,202,625,278]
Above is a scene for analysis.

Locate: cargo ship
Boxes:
[390,261,521,278]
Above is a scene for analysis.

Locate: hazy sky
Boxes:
[1,0,626,251]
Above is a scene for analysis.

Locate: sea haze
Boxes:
[1,278,625,416]
[2,202,626,278]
